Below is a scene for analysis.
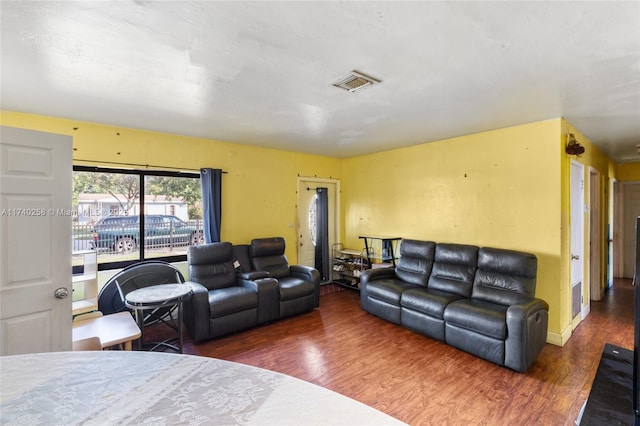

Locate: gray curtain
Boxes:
[200,168,222,243]
[314,187,330,282]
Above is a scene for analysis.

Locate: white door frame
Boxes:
[296,177,340,270]
[570,160,585,327]
[588,167,601,305]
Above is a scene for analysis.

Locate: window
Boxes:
[73,166,202,270]
[308,193,318,246]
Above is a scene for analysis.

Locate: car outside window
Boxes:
[73,167,203,270]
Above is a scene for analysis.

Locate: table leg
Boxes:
[134,309,144,351]
[126,292,189,353]
[178,302,183,354]
[363,238,371,267]
[389,243,397,267]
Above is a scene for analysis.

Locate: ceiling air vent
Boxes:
[332,70,381,93]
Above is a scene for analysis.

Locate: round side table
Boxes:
[125,283,192,353]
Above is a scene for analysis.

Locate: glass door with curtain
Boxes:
[297,178,339,283]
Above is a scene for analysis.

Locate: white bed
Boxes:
[0,351,406,425]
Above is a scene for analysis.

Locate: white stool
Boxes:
[73,311,141,351]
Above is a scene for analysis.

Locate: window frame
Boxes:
[73,165,201,271]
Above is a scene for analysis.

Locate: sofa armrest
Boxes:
[504,298,549,372]
[290,264,320,284]
[181,281,211,343]
[239,277,279,323]
[360,267,396,287]
[238,277,277,295]
[290,265,320,307]
[239,271,270,280]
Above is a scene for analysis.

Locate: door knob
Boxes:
[571,254,580,260]
[54,287,69,299]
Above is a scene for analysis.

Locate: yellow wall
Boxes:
[0,111,343,262]
[339,117,616,344]
[616,162,640,181]
[342,119,566,338]
[3,110,619,346]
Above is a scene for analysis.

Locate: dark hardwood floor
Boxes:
[167,279,634,425]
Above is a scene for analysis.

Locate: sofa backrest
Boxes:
[188,242,238,291]
[250,237,291,278]
[232,244,253,273]
[428,243,478,297]
[395,239,436,286]
[471,247,538,305]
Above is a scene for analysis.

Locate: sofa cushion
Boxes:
[365,279,418,305]
[472,247,537,306]
[394,239,436,286]
[428,243,478,297]
[277,276,316,301]
[208,286,258,319]
[401,288,464,319]
[443,299,508,340]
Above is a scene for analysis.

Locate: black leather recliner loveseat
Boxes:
[360,239,549,372]
[184,237,320,342]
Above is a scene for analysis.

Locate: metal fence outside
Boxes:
[72,220,205,257]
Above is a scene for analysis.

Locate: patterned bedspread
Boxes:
[0,351,406,425]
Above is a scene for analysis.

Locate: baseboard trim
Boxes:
[581,303,591,320]
[547,325,573,347]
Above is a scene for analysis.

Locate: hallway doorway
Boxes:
[296,177,340,283]
[614,182,640,279]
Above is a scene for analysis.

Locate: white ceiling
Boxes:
[1,1,639,161]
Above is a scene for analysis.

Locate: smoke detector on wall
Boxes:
[332,70,381,93]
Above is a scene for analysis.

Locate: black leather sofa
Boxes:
[249,237,320,318]
[360,239,549,372]
[233,238,320,318]
[184,238,320,342]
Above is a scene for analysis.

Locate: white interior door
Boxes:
[297,178,339,271]
[0,127,72,355]
[623,183,640,278]
[570,160,584,321]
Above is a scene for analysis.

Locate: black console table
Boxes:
[580,343,636,425]
[358,236,401,267]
